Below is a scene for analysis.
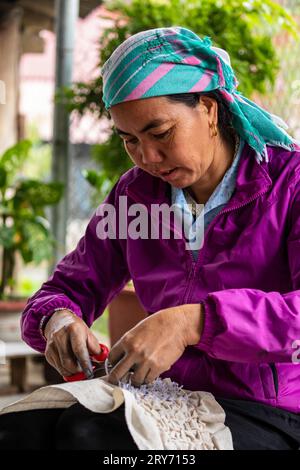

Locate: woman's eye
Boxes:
[123,129,171,146]
[125,138,138,145]
[153,129,171,139]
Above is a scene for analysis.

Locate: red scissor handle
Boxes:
[91,343,109,362]
[63,343,110,382]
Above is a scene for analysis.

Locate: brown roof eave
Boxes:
[0,0,103,23]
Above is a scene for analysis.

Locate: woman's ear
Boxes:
[198,96,218,125]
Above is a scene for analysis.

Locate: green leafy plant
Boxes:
[0,140,64,299]
[61,0,298,202]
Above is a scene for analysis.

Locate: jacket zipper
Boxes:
[269,363,279,398]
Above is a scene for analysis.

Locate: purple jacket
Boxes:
[21,143,300,413]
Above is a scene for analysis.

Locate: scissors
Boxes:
[63,342,113,382]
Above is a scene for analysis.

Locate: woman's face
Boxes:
[110,95,219,189]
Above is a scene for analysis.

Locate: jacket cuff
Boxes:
[195,296,220,354]
[33,299,82,342]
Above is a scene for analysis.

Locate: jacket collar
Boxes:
[126,142,272,209]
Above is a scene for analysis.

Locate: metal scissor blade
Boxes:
[88,357,113,379]
[90,363,108,379]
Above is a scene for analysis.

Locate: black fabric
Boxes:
[216,397,300,450]
[0,407,63,450]
[55,403,138,450]
[0,403,137,450]
[0,398,300,450]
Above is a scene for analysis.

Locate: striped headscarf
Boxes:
[101,26,297,163]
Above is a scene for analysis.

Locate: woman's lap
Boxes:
[0,398,300,450]
[216,397,300,450]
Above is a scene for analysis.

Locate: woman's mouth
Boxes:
[160,167,179,181]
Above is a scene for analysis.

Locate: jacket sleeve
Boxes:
[21,178,131,353]
[196,177,300,364]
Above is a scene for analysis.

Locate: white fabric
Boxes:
[0,377,233,450]
[211,46,231,66]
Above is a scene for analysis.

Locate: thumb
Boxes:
[86,330,102,355]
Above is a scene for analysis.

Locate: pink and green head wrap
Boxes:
[101,26,297,163]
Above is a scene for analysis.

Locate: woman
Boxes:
[1,26,300,450]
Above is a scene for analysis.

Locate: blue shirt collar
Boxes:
[171,139,244,215]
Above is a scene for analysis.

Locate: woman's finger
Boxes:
[55,332,82,375]
[86,330,102,356]
[108,353,137,385]
[69,329,94,378]
[45,342,74,377]
[108,340,127,367]
[143,368,158,385]
[45,342,58,370]
[129,362,151,387]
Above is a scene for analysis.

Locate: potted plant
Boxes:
[0,140,64,341]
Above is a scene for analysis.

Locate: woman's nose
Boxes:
[140,145,163,165]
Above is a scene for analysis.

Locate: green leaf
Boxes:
[17,219,55,264]
[0,167,7,188]
[0,226,16,249]
[15,213,50,234]
[0,140,32,185]
[18,243,34,264]
[82,169,106,189]
[13,180,64,210]
[0,203,11,216]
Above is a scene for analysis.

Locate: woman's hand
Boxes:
[44,309,101,379]
[107,303,204,386]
